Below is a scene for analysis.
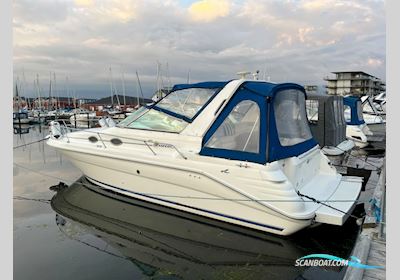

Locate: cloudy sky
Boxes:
[13,0,386,98]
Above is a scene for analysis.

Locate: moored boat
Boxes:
[343,96,372,148]
[306,94,354,156]
[47,79,362,236]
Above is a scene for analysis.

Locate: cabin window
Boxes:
[119,108,188,133]
[274,89,312,146]
[344,105,351,122]
[306,100,319,122]
[156,88,217,119]
[204,100,260,153]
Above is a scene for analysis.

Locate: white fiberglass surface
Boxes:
[156,88,217,119]
[274,89,313,146]
[118,106,188,133]
[205,100,260,153]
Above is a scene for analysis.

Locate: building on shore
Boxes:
[324,71,385,97]
[304,85,319,95]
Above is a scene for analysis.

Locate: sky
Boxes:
[13,0,386,98]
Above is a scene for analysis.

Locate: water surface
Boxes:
[14,125,364,280]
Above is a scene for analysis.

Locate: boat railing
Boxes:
[54,122,188,160]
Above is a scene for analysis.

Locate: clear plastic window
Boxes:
[119,108,188,133]
[205,100,260,153]
[274,89,313,146]
[118,106,148,126]
[344,105,351,122]
[156,88,217,119]
[306,100,319,122]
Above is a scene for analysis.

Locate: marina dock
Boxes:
[344,157,386,280]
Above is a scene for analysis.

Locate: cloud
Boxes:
[188,0,230,22]
[74,0,94,7]
[13,0,386,98]
[368,58,384,67]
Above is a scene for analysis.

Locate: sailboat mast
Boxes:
[66,76,71,107]
[109,67,115,107]
[48,72,52,111]
[136,71,144,106]
[36,74,42,109]
[53,72,59,109]
[121,70,126,109]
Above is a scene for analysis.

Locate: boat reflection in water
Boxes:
[51,177,361,280]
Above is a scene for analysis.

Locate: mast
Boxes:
[156,61,161,100]
[109,67,114,107]
[22,70,29,110]
[66,76,71,107]
[36,74,42,110]
[135,71,144,107]
[135,72,140,108]
[121,70,126,109]
[166,62,171,90]
[15,78,20,111]
[53,72,59,109]
[48,73,52,111]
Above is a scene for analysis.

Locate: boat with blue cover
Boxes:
[47,78,362,236]
[343,96,373,148]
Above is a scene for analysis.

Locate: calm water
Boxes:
[14,124,365,280]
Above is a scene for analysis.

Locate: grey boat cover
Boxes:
[306,94,347,147]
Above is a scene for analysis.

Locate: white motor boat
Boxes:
[47,79,362,236]
[360,96,386,136]
[306,94,354,156]
[13,112,31,124]
[343,96,373,148]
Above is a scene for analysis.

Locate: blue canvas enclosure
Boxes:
[200,81,318,164]
[344,96,365,125]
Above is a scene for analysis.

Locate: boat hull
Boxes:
[59,148,312,236]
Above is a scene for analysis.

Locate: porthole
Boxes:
[136,170,140,174]
[88,136,98,143]
[110,138,123,145]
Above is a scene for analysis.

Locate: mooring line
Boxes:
[13,136,49,149]
[13,195,51,204]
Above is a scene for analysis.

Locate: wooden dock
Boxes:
[344,157,386,280]
[363,237,386,280]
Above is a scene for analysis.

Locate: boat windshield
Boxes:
[118,106,188,133]
[155,88,218,119]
